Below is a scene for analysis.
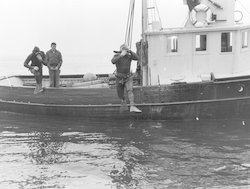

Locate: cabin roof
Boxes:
[144,23,250,36]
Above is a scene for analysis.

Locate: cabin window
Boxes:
[195,34,207,51]
[221,32,233,52]
[167,35,178,53]
[242,31,248,49]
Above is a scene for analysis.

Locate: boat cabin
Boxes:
[141,0,250,86]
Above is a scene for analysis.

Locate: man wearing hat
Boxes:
[24,46,46,94]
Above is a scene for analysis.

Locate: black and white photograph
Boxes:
[1,0,250,188]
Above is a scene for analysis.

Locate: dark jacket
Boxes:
[111,51,139,74]
[24,51,45,70]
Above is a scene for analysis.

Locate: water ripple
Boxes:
[0,112,250,188]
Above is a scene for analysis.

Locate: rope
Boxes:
[125,0,135,48]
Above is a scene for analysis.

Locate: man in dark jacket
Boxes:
[111,44,142,113]
[24,46,46,94]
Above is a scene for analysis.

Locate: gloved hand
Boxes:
[120,50,127,57]
[33,66,39,71]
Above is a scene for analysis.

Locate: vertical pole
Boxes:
[142,0,148,86]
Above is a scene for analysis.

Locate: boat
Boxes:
[1,0,250,120]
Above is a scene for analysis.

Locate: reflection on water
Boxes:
[0,112,250,189]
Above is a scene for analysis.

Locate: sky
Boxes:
[0,0,250,57]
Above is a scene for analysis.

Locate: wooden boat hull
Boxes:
[0,95,250,120]
[1,75,250,120]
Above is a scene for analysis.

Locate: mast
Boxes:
[141,0,148,86]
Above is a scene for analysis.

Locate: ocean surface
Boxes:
[0,112,250,189]
[1,55,250,189]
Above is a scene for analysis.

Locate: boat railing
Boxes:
[21,75,116,88]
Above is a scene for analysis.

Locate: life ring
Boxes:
[190,4,212,27]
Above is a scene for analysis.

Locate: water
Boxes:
[0,53,137,76]
[0,111,250,189]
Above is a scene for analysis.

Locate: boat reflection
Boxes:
[0,112,151,188]
[1,112,250,188]
[27,131,65,165]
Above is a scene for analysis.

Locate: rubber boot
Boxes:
[127,91,142,113]
[37,84,43,93]
[119,100,128,113]
[130,106,142,113]
[33,84,39,94]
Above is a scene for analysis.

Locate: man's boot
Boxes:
[127,91,142,113]
[33,84,39,94]
[119,100,128,113]
[37,84,43,93]
[130,105,142,113]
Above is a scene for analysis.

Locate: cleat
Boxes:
[130,106,142,113]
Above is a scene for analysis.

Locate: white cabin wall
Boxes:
[232,29,241,73]
[203,31,234,74]
[147,32,235,85]
[192,54,211,74]
[192,31,234,75]
[179,33,194,75]
[144,0,250,86]
[238,50,250,72]
[184,31,234,75]
[146,27,250,85]
[147,34,193,85]
[237,29,250,72]
[147,35,168,85]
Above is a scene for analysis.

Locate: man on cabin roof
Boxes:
[186,0,201,11]
[24,46,46,94]
[111,44,142,113]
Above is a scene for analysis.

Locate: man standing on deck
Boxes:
[24,46,46,94]
[46,42,63,87]
[111,44,142,113]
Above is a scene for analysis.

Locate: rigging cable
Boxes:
[154,0,162,28]
[237,0,250,15]
[148,0,155,24]
[129,1,135,47]
[125,0,135,48]
[147,0,162,29]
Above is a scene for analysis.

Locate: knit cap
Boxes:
[33,46,40,53]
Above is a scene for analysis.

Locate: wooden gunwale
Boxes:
[1,94,250,106]
[1,95,250,120]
